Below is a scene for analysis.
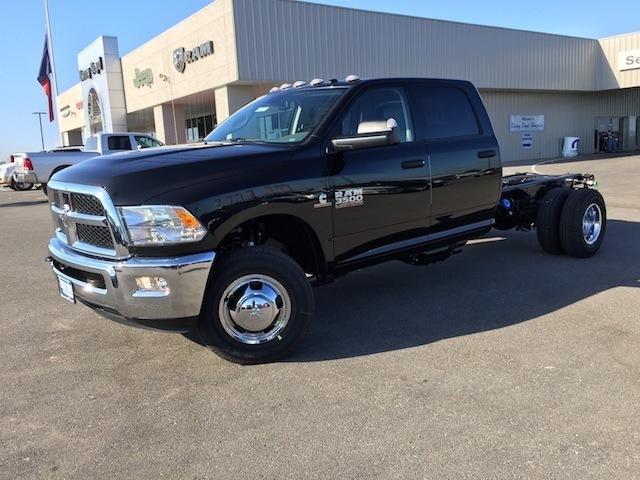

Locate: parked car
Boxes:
[12,133,163,194]
[0,158,34,191]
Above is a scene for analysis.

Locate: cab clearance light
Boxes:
[268,75,361,93]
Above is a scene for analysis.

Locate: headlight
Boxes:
[118,206,207,245]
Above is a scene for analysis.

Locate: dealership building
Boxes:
[55,0,640,162]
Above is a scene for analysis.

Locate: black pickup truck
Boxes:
[46,76,606,363]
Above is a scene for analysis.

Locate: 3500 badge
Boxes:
[335,189,364,209]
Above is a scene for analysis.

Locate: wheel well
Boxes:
[51,165,69,175]
[51,165,70,177]
[216,215,325,281]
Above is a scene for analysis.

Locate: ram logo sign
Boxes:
[173,41,214,73]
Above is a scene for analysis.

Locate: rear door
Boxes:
[409,82,502,234]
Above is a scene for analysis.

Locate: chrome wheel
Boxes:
[218,274,291,345]
[559,189,606,258]
[198,246,314,364]
[582,203,602,246]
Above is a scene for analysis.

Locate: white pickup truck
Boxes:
[13,132,162,193]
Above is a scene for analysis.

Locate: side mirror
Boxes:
[328,118,401,153]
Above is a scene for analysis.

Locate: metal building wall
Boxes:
[482,88,640,162]
[231,0,600,91]
[229,0,639,162]
[599,33,640,90]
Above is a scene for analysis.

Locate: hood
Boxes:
[52,142,295,205]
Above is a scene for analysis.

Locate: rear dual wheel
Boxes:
[197,246,314,364]
[537,188,606,257]
[536,188,572,254]
[559,188,606,258]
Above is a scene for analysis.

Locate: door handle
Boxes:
[401,159,426,169]
[477,150,497,159]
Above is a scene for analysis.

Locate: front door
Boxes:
[329,86,431,262]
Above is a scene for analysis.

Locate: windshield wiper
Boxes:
[226,138,261,142]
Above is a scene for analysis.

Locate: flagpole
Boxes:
[44,0,63,146]
[44,0,58,97]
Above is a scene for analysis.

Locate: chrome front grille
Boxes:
[48,180,130,259]
[69,193,105,216]
[76,224,113,249]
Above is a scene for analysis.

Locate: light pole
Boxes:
[159,74,178,144]
[33,112,46,150]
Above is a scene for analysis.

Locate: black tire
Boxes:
[197,246,314,364]
[559,189,606,258]
[43,166,67,196]
[536,188,572,255]
[10,177,34,191]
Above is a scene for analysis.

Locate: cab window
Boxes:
[107,136,132,150]
[415,86,480,140]
[340,87,414,142]
[135,136,162,149]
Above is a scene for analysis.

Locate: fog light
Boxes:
[135,276,169,295]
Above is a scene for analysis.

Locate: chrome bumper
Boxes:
[15,172,38,184]
[48,238,215,327]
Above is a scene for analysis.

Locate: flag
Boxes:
[38,34,54,122]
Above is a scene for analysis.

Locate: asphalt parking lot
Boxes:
[1,154,639,479]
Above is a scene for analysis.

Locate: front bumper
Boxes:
[48,237,216,332]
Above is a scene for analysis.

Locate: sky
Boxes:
[0,0,638,162]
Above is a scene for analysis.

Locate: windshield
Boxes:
[205,88,346,144]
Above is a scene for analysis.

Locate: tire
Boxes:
[536,188,572,255]
[43,166,67,196]
[10,177,34,191]
[197,246,314,364]
[559,189,606,258]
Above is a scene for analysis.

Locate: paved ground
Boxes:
[1,154,639,479]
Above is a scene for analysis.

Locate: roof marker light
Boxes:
[310,78,324,87]
[280,83,293,91]
[345,74,360,83]
[269,87,280,94]
[293,81,307,88]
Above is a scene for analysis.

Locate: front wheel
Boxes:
[197,246,314,364]
[559,189,606,258]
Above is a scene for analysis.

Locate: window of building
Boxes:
[186,114,216,142]
[127,109,155,135]
[87,88,103,135]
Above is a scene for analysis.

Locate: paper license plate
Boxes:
[58,275,76,303]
